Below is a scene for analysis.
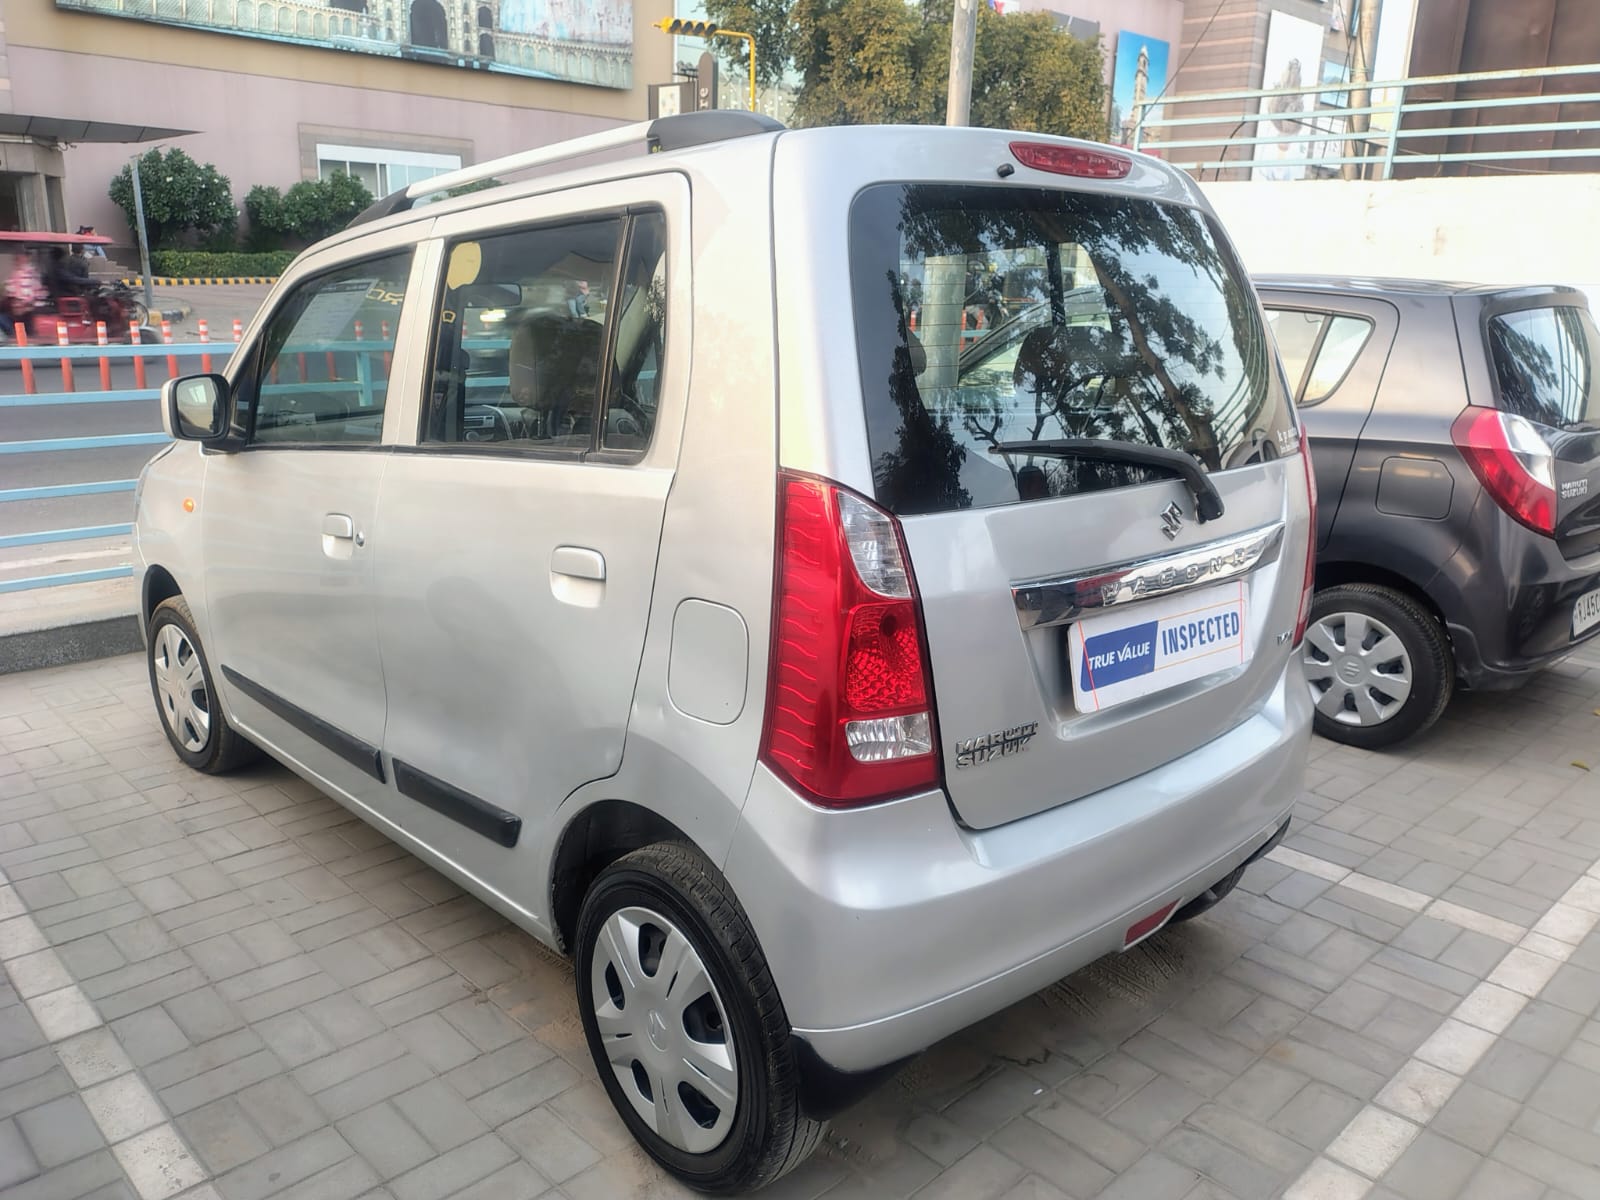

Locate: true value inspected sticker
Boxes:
[1067,582,1252,714]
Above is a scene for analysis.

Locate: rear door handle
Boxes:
[551,546,605,581]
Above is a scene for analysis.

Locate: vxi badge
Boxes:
[954,722,1040,768]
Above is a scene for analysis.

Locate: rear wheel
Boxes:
[147,596,259,773]
[1301,584,1452,749]
[575,843,824,1193]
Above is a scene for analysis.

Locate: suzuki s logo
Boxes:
[1160,501,1184,540]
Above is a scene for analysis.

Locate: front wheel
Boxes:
[1301,583,1453,749]
[147,596,260,773]
[575,843,824,1193]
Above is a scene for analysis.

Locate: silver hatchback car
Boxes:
[135,112,1314,1192]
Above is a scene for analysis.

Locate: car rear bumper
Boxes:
[1441,526,1600,689]
[724,663,1310,1075]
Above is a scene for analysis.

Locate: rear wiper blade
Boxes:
[988,438,1225,522]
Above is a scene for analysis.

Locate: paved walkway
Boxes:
[3,648,1600,1199]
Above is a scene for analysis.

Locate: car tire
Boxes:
[147,596,260,774]
[1302,583,1452,750]
[575,842,825,1194]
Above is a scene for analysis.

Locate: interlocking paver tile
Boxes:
[4,650,1600,1199]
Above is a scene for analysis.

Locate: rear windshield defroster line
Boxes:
[848,184,1294,516]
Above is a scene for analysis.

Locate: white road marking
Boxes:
[1283,852,1600,1197]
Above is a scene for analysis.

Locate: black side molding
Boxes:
[392,759,522,848]
[219,666,384,783]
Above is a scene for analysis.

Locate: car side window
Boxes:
[1303,316,1374,404]
[1265,308,1326,399]
[424,219,622,450]
[601,212,667,454]
[244,254,409,446]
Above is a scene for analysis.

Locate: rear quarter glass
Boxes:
[849,184,1296,516]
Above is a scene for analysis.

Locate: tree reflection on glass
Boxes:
[864,185,1278,512]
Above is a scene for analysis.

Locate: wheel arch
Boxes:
[549,799,702,954]
[1314,559,1450,635]
[142,564,183,621]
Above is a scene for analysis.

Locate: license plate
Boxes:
[1068,582,1251,714]
[1575,588,1600,638]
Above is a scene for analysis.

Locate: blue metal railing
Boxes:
[0,338,395,594]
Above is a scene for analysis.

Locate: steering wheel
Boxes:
[463,404,513,443]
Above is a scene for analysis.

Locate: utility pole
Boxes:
[129,156,155,318]
[945,0,978,126]
[1344,0,1382,180]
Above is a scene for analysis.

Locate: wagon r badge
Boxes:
[955,722,1039,768]
[1160,501,1184,540]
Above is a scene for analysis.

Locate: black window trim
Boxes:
[411,204,667,464]
[236,248,416,452]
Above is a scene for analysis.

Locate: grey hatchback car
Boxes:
[1259,276,1600,748]
[135,114,1313,1192]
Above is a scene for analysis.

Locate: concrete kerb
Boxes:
[0,614,143,674]
[0,577,143,675]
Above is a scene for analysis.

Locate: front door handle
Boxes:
[321,513,359,560]
[551,546,605,581]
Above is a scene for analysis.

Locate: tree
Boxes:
[109,149,236,250]
[245,174,375,248]
[284,173,374,242]
[701,0,1105,139]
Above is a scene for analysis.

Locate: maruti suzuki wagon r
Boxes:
[135,111,1314,1192]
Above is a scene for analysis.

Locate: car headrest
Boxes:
[510,315,603,413]
[1014,324,1125,394]
[905,329,927,375]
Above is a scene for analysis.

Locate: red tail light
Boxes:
[761,473,940,807]
[1293,424,1318,648]
[1009,142,1132,179]
[1451,407,1557,536]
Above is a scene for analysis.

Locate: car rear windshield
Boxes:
[1486,304,1600,431]
[849,184,1293,516]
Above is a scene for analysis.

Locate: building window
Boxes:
[316,144,463,197]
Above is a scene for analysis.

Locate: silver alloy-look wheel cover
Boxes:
[153,623,211,752]
[1302,610,1414,727]
[590,905,738,1155]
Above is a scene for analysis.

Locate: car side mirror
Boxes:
[162,374,230,443]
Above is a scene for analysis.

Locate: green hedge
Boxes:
[147,250,297,279]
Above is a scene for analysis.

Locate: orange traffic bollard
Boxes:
[96,321,111,391]
[130,323,147,390]
[57,321,74,392]
[232,317,243,342]
[14,325,34,394]
[198,318,212,374]
[381,320,392,376]
[163,320,178,380]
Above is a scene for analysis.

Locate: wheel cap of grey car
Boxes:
[153,624,211,752]
[590,906,738,1155]
[1302,611,1413,726]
